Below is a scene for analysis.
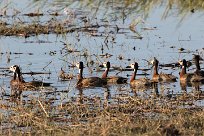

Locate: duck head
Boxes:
[10,65,22,81]
[76,61,84,79]
[76,61,84,69]
[130,62,138,70]
[10,65,21,75]
[103,61,110,69]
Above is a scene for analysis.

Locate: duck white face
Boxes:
[103,61,110,68]
[130,63,135,69]
[76,62,80,68]
[76,61,84,69]
[103,62,107,67]
[178,60,183,66]
[9,65,19,73]
[150,59,155,65]
[130,62,139,70]
[150,57,159,65]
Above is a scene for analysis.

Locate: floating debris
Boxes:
[23,13,43,17]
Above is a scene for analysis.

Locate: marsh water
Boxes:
[0,1,204,107]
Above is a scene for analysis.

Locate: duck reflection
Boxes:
[180,81,202,92]
[10,88,22,102]
[103,87,111,108]
[152,82,159,97]
[76,88,84,104]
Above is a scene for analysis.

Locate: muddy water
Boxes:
[0,1,204,107]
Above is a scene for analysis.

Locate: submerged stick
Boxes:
[43,61,52,70]
[22,72,51,75]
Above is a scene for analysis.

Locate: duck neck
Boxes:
[102,68,109,78]
[14,68,23,82]
[130,69,137,82]
[17,68,23,81]
[78,69,83,79]
[153,64,159,76]
[17,73,22,81]
[195,59,201,70]
[180,65,187,77]
[13,72,17,80]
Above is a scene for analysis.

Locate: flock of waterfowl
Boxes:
[8,55,204,91]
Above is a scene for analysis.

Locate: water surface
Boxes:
[0,0,204,107]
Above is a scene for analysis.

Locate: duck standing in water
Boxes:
[76,61,107,88]
[130,62,152,89]
[10,65,52,90]
[179,59,204,83]
[151,57,177,82]
[101,61,127,84]
[193,55,204,77]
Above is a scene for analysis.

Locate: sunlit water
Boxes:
[0,1,204,107]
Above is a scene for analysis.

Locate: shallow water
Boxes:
[0,0,204,107]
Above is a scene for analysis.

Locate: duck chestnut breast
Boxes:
[101,61,127,84]
[76,61,107,88]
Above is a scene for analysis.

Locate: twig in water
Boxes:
[38,100,49,117]
[43,61,52,70]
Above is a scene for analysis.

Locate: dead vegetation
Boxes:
[0,91,203,135]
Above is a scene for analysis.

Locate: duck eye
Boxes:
[14,66,17,70]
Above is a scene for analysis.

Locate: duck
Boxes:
[101,61,127,84]
[10,65,52,90]
[151,57,177,82]
[76,61,107,88]
[193,55,204,77]
[130,62,152,88]
[179,59,204,83]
